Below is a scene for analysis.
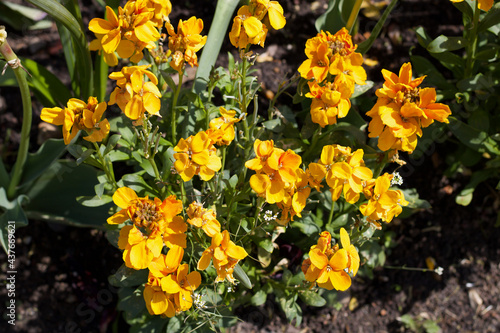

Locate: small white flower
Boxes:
[193,293,207,309]
[263,210,279,222]
[391,172,403,186]
[434,267,444,276]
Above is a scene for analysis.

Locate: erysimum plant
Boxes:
[1,0,460,330]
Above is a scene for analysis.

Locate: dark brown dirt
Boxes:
[1,0,499,332]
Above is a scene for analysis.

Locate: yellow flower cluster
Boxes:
[108,65,161,122]
[298,28,367,127]
[40,97,110,144]
[107,187,187,270]
[229,0,286,49]
[308,144,373,204]
[165,16,207,73]
[302,229,359,291]
[186,201,248,283]
[245,139,310,224]
[359,173,409,229]
[173,131,222,182]
[207,107,242,146]
[107,187,204,317]
[89,0,164,66]
[366,63,451,153]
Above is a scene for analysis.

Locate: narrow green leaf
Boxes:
[427,35,467,53]
[357,0,399,54]
[26,0,93,98]
[478,2,500,33]
[104,134,121,156]
[193,0,240,93]
[233,264,252,289]
[0,189,29,254]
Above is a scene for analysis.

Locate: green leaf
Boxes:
[0,2,51,31]
[400,188,431,209]
[117,287,146,318]
[233,263,252,289]
[315,0,349,34]
[427,35,467,53]
[410,55,455,91]
[0,158,10,190]
[452,1,474,19]
[129,316,167,333]
[24,161,111,228]
[26,0,93,98]
[165,317,182,333]
[398,314,417,330]
[104,135,121,156]
[478,2,500,33]
[456,169,497,206]
[357,0,399,54]
[351,80,374,98]
[250,290,267,306]
[299,291,327,307]
[193,0,240,93]
[20,138,66,186]
[109,264,148,288]
[449,117,500,155]
[76,194,113,207]
[0,189,29,254]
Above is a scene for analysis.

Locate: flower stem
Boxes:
[464,0,480,78]
[2,31,32,199]
[171,69,184,144]
[92,141,118,190]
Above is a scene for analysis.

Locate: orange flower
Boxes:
[173,131,222,181]
[166,16,207,72]
[41,97,110,144]
[89,1,161,66]
[359,173,409,228]
[306,80,352,127]
[198,230,248,283]
[107,187,186,269]
[303,228,359,291]
[208,107,241,145]
[108,65,161,121]
[450,0,493,11]
[186,201,221,237]
[366,62,451,153]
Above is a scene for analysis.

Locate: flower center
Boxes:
[330,40,347,56]
[133,199,161,232]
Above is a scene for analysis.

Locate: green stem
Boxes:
[373,151,389,178]
[464,0,480,78]
[92,141,118,190]
[346,0,363,33]
[2,36,32,199]
[148,156,166,198]
[326,200,335,226]
[171,70,184,143]
[301,127,321,162]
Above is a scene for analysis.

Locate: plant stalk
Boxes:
[1,30,32,199]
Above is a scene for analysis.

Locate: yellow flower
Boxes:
[229,6,268,49]
[298,36,331,82]
[166,16,207,72]
[450,0,493,11]
[366,62,451,153]
[198,230,248,283]
[308,248,351,291]
[309,145,372,204]
[303,228,357,291]
[173,131,222,181]
[245,139,276,171]
[359,173,409,227]
[306,80,352,127]
[89,1,160,66]
[147,0,172,27]
[340,228,360,276]
[160,263,202,312]
[143,274,176,317]
[250,0,286,30]
[41,97,110,144]
[209,107,241,145]
[107,187,186,269]
[108,65,161,120]
[186,201,221,237]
